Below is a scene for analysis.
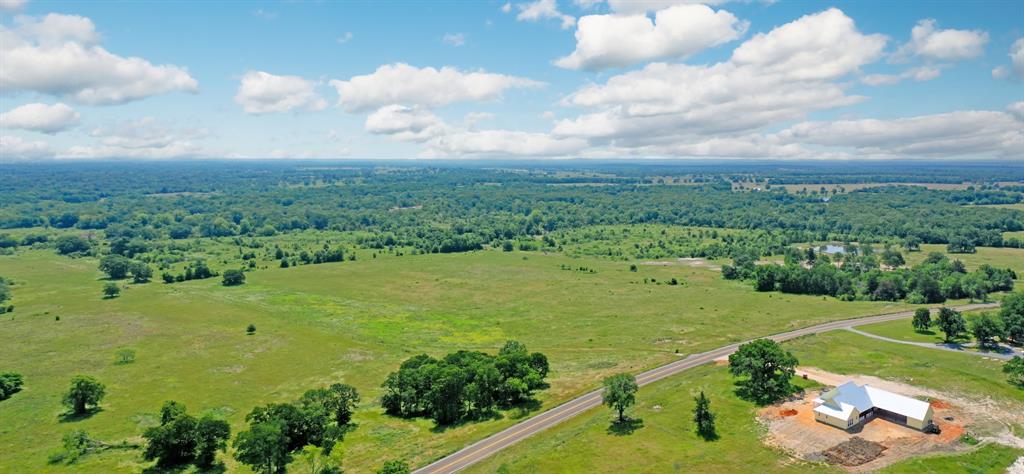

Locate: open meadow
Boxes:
[0,247,917,472]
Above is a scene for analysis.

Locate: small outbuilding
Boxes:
[812,381,934,431]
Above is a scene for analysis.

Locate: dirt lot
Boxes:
[756,367,1024,472]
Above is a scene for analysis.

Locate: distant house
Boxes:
[812,381,934,431]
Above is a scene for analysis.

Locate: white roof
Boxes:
[813,381,931,421]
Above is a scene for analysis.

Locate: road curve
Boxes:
[413,302,998,474]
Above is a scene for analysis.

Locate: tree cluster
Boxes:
[0,372,23,400]
[98,255,153,283]
[233,383,359,474]
[143,401,231,469]
[161,260,217,284]
[738,250,1013,303]
[381,341,550,425]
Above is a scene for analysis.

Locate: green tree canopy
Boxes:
[62,375,105,415]
[602,373,638,423]
[728,339,798,404]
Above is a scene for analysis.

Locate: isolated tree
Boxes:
[912,308,932,332]
[693,391,716,440]
[222,269,246,286]
[63,376,106,415]
[728,339,798,403]
[102,282,120,298]
[602,373,638,423]
[1004,356,1024,387]
[234,421,291,474]
[970,313,1004,348]
[247,324,257,335]
[936,307,967,343]
[377,460,411,474]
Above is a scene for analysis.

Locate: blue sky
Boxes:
[0,0,1021,161]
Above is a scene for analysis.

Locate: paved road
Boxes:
[413,303,999,474]
[845,326,1020,360]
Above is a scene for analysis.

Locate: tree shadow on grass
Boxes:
[430,411,504,434]
[142,462,226,474]
[58,407,103,423]
[606,417,643,436]
[913,329,937,336]
[508,398,543,420]
[696,430,720,442]
[733,382,802,407]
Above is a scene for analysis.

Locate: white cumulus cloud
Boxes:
[516,0,576,29]
[554,8,885,146]
[0,0,27,12]
[861,66,942,86]
[61,117,209,159]
[365,105,584,158]
[1007,101,1024,122]
[0,13,198,105]
[556,4,747,70]
[0,103,80,134]
[894,19,988,61]
[365,105,447,142]
[329,63,542,112]
[775,110,1023,159]
[234,71,327,114]
[992,38,1024,80]
[606,0,729,14]
[0,135,53,160]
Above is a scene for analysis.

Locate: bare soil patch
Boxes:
[823,437,887,466]
[758,367,1024,472]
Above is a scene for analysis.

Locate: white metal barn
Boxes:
[812,381,934,430]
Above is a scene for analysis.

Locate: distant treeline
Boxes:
[1,164,1023,258]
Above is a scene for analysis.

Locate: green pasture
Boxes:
[0,247,913,472]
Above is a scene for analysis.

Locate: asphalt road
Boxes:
[413,302,999,474]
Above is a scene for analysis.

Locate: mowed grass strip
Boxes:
[1,249,912,472]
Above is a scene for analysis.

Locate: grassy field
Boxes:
[465,364,830,474]
[904,244,1024,280]
[856,310,993,345]
[985,203,1024,211]
[787,332,1023,406]
[879,443,1023,473]
[466,331,1023,474]
[0,248,915,473]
